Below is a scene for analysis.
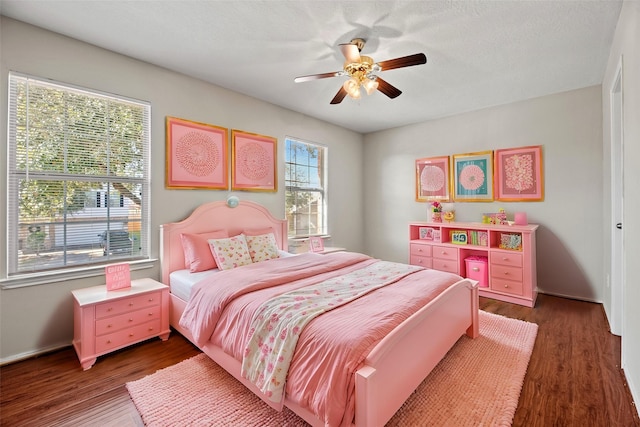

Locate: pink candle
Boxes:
[514,212,528,225]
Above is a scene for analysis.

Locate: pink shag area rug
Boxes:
[127,311,537,426]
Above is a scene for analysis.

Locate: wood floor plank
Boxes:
[1,294,638,426]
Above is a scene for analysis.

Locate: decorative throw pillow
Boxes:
[246,232,280,263]
[181,230,228,272]
[208,234,253,270]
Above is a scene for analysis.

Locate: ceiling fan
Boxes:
[294,38,427,104]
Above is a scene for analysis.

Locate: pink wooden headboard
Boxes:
[159,200,288,285]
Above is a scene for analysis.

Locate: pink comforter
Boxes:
[179,252,463,426]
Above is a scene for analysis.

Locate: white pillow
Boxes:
[246,232,280,263]
[208,234,253,270]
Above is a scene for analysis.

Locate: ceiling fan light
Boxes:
[343,78,361,99]
[363,78,379,95]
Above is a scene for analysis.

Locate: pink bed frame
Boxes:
[160,200,479,427]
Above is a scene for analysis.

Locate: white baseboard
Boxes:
[0,342,70,366]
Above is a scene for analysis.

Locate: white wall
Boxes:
[0,17,364,362]
[363,86,604,303]
[602,0,640,408]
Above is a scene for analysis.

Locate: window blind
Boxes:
[7,73,151,275]
[284,137,327,237]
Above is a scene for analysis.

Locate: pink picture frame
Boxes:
[165,117,229,189]
[231,130,277,192]
[416,156,450,202]
[105,263,131,291]
[308,236,324,252]
[494,145,544,201]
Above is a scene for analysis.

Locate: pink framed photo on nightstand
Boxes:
[308,236,324,253]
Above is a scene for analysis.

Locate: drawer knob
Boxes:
[107,339,112,344]
[107,307,113,312]
[502,257,508,261]
[148,312,153,316]
[441,251,446,255]
[148,327,154,331]
[129,302,134,306]
[107,324,112,328]
[128,318,133,322]
[504,272,509,275]
[148,298,154,302]
[129,333,134,337]
[504,284,509,288]
[472,267,479,272]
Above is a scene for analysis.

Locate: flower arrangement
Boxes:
[429,201,443,222]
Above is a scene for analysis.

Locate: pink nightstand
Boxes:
[72,278,170,370]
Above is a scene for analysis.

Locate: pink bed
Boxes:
[160,200,479,427]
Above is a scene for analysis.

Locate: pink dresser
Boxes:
[409,222,538,307]
[72,278,170,370]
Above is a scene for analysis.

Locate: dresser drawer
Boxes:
[95,291,161,319]
[432,245,458,261]
[410,255,433,268]
[491,264,523,282]
[490,251,523,267]
[95,306,161,336]
[432,258,458,274]
[491,277,524,296]
[95,319,162,354]
[410,243,432,257]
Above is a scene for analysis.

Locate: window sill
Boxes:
[0,258,157,290]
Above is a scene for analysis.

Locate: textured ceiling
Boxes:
[0,1,623,134]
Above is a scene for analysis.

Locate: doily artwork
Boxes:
[237,142,270,181]
[176,131,220,177]
[420,165,445,192]
[504,154,534,192]
[459,164,485,191]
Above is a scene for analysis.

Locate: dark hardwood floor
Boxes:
[1,294,638,426]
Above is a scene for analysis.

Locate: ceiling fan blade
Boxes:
[339,43,361,63]
[377,53,427,71]
[330,87,348,104]
[375,77,402,99]
[294,71,342,83]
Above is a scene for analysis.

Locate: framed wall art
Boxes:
[419,226,434,240]
[452,151,494,202]
[165,116,228,189]
[415,156,450,202]
[494,145,544,201]
[308,236,324,253]
[231,130,277,192]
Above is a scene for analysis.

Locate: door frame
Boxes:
[609,56,624,337]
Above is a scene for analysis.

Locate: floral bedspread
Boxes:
[240,260,422,406]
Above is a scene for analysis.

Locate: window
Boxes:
[285,137,327,238]
[7,73,151,276]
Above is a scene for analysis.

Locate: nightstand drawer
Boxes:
[432,245,458,261]
[491,277,524,296]
[95,291,161,319]
[490,251,523,267]
[95,319,162,354]
[410,255,432,268]
[95,306,161,336]
[433,258,458,274]
[410,243,432,257]
[491,265,523,282]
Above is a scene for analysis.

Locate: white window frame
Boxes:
[3,73,152,288]
[284,136,327,238]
